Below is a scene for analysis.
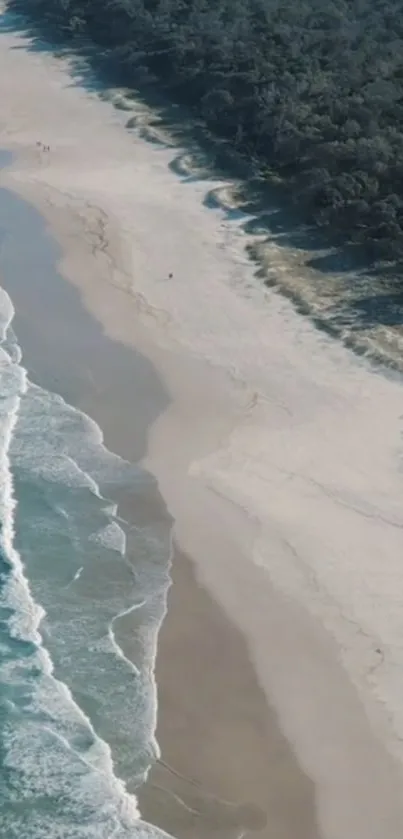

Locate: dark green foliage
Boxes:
[10,0,403,263]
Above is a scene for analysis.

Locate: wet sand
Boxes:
[139,550,319,839]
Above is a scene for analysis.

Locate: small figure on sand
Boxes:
[168,272,173,279]
[36,142,50,152]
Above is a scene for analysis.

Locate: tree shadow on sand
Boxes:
[3,2,403,373]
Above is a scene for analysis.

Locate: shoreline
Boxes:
[2,14,403,838]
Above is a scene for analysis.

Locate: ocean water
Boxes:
[0,156,173,838]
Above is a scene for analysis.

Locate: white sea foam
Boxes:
[0,287,172,839]
[0,285,15,340]
[89,520,127,554]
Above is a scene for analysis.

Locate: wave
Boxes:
[0,286,173,838]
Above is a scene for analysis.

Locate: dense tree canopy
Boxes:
[9,0,403,265]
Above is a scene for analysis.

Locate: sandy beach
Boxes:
[3,7,403,839]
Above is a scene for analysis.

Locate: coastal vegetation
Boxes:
[8,0,403,268]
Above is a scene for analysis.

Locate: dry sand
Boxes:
[2,7,403,839]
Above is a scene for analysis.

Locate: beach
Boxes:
[2,7,403,839]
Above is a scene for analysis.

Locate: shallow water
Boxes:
[0,156,173,838]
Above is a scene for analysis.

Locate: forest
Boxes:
[7,0,403,267]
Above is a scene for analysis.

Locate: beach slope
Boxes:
[2,9,403,839]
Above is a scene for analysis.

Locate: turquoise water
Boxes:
[0,156,173,837]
